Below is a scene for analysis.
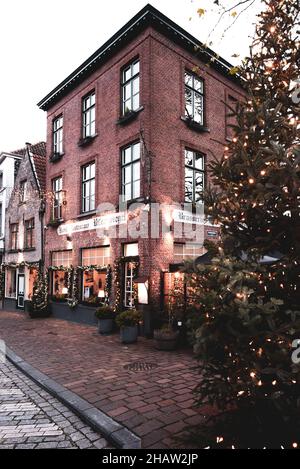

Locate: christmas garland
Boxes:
[48,264,113,309]
[32,271,48,311]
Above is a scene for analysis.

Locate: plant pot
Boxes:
[120,326,138,344]
[98,318,113,335]
[154,330,180,351]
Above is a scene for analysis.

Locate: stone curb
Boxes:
[5,346,141,449]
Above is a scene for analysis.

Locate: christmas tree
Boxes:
[186,0,300,448]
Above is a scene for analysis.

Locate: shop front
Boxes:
[3,263,39,311]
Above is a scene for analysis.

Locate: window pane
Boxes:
[132,162,140,181]
[124,166,131,184]
[194,93,204,124]
[185,150,193,167]
[133,181,140,199]
[124,66,132,82]
[194,77,203,93]
[133,61,139,76]
[185,88,193,117]
[132,77,139,95]
[195,153,204,170]
[132,142,140,161]
[123,147,132,165]
[185,168,194,202]
[124,243,139,257]
[132,94,140,111]
[185,72,193,87]
[124,83,132,101]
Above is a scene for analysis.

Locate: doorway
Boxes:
[17,274,25,309]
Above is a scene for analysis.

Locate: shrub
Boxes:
[116,310,142,328]
[95,305,115,320]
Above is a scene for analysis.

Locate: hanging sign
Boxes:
[173,210,204,225]
[57,212,127,236]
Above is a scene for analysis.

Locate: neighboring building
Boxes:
[0,151,23,264]
[38,4,245,327]
[3,142,46,311]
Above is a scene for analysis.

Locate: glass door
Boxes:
[17,274,25,309]
[124,262,134,308]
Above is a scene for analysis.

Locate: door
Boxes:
[124,262,134,308]
[17,274,25,309]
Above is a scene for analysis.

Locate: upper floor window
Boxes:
[81,162,95,213]
[122,59,140,116]
[25,218,35,249]
[82,92,96,138]
[185,149,205,203]
[0,172,3,190]
[185,71,204,125]
[174,242,205,262]
[53,116,63,155]
[10,223,18,250]
[52,176,63,220]
[19,180,27,203]
[121,142,141,202]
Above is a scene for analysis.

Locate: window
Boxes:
[51,251,72,298]
[123,242,139,257]
[124,262,136,308]
[122,59,140,115]
[185,71,204,125]
[25,218,35,249]
[185,149,205,203]
[121,142,141,202]
[81,247,111,304]
[52,177,63,220]
[174,243,205,262]
[81,162,95,213]
[82,246,111,266]
[19,180,27,203]
[82,92,96,138]
[10,223,18,250]
[0,172,3,190]
[5,268,16,299]
[53,116,63,155]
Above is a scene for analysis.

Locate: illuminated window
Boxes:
[51,251,72,298]
[174,243,205,262]
[5,268,16,299]
[81,247,111,304]
[123,243,139,257]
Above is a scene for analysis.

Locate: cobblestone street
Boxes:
[0,312,203,449]
[0,360,109,449]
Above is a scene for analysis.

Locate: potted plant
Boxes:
[154,324,180,351]
[116,309,142,344]
[95,305,115,335]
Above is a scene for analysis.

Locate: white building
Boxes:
[0,151,23,263]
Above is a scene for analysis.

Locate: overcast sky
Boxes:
[0,0,263,152]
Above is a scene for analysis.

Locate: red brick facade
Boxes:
[40,6,245,318]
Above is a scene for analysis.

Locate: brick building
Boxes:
[38,4,245,327]
[3,143,46,311]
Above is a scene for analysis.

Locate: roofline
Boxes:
[0,152,23,165]
[38,3,243,111]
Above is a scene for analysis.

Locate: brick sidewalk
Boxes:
[0,311,203,449]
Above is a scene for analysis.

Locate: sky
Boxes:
[0,0,263,152]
